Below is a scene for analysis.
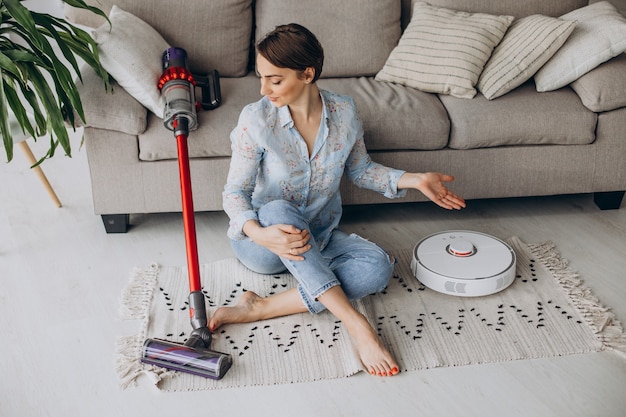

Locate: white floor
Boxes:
[1,129,625,417]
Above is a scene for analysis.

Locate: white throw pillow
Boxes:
[92,5,170,118]
[534,1,626,92]
[478,15,576,100]
[375,2,513,99]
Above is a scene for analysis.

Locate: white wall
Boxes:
[23,0,64,16]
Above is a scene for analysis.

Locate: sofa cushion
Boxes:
[570,53,626,113]
[65,0,252,77]
[255,0,401,78]
[318,78,450,151]
[139,75,262,161]
[399,0,587,30]
[439,82,597,150]
[138,75,450,161]
[376,2,513,99]
[404,0,587,19]
[477,15,576,100]
[92,6,168,118]
[534,1,626,92]
[76,67,148,136]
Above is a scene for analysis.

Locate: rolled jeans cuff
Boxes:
[298,280,340,314]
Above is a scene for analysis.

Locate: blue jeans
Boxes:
[230,200,394,314]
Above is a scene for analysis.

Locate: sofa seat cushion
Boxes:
[439,82,597,150]
[139,75,263,161]
[139,74,451,161]
[319,77,450,151]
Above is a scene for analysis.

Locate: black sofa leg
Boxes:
[593,191,625,210]
[101,214,130,233]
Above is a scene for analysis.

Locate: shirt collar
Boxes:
[276,90,330,128]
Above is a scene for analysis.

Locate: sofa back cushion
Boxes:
[439,83,597,150]
[64,0,252,77]
[399,0,588,28]
[255,0,401,78]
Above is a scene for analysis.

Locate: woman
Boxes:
[210,23,465,377]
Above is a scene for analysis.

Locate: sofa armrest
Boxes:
[570,53,626,113]
[75,65,148,135]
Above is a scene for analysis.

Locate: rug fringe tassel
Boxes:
[115,263,175,388]
[528,240,626,358]
[116,335,145,389]
[119,263,160,320]
[115,334,177,389]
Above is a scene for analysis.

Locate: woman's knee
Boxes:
[242,259,286,275]
[258,200,307,229]
[230,239,286,275]
[366,252,395,292]
[336,246,394,298]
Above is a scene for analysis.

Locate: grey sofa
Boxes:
[66,0,626,233]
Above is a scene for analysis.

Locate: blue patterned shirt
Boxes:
[223,89,407,249]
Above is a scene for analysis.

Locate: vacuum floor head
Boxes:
[142,338,232,380]
[410,230,516,297]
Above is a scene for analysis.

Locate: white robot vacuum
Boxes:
[410,231,516,297]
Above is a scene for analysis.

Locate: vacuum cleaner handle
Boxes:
[194,70,222,110]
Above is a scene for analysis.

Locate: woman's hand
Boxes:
[243,221,312,260]
[398,172,466,210]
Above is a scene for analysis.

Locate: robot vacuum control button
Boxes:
[448,239,475,257]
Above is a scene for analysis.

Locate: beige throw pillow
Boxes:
[92,5,169,118]
[534,1,626,92]
[478,15,576,100]
[375,2,513,99]
[570,53,626,112]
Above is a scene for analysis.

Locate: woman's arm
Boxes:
[344,115,464,210]
[222,111,263,239]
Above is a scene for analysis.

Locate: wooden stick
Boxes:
[17,140,63,208]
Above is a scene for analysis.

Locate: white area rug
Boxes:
[117,237,626,391]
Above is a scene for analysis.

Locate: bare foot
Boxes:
[209,288,308,332]
[209,291,263,331]
[346,315,400,377]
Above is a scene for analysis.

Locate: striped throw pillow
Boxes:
[375,2,513,99]
[478,15,576,100]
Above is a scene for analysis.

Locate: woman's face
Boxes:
[256,54,311,108]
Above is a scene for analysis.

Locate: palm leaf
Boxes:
[61,0,110,24]
[0,0,110,163]
[0,70,13,160]
[23,63,72,157]
[2,77,36,138]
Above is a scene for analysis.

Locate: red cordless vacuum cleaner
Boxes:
[140,47,232,380]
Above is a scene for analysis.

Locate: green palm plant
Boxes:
[0,0,110,164]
